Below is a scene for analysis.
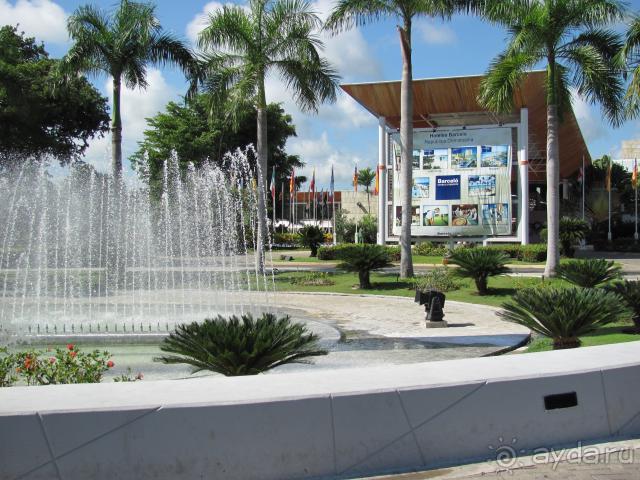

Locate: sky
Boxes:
[4,0,640,188]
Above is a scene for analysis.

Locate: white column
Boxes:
[518,108,530,245]
[377,116,387,245]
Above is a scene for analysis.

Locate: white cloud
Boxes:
[186,2,223,44]
[416,19,457,45]
[83,69,178,173]
[287,131,375,187]
[0,0,68,45]
[571,88,608,143]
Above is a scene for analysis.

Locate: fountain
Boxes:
[0,148,273,338]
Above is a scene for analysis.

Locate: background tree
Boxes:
[61,0,194,181]
[477,0,625,277]
[620,15,640,117]
[357,166,376,212]
[0,26,109,167]
[326,0,473,279]
[131,97,302,203]
[197,0,339,272]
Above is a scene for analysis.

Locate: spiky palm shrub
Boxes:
[448,248,510,295]
[605,280,640,333]
[556,259,621,288]
[336,244,392,289]
[541,217,590,257]
[156,313,328,376]
[499,287,630,349]
[299,225,325,257]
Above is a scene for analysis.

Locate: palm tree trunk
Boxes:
[398,23,414,279]
[256,81,269,274]
[545,103,560,276]
[112,77,123,183]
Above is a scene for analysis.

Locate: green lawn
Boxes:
[274,270,640,351]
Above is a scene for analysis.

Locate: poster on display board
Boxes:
[391,127,513,237]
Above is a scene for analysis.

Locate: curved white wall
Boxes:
[1,342,640,480]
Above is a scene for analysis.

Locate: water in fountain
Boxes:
[0,148,273,337]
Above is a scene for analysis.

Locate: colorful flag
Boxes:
[289,169,295,200]
[577,166,583,184]
[310,169,315,196]
[353,165,359,192]
[374,165,380,195]
[633,159,638,190]
[605,161,612,192]
[270,167,276,201]
[330,165,335,200]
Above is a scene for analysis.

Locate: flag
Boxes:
[577,166,583,184]
[605,161,612,192]
[330,165,335,200]
[374,165,380,195]
[310,169,315,196]
[270,167,276,201]
[633,159,638,190]
[353,165,359,192]
[289,169,295,200]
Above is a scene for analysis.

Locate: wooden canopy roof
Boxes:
[341,71,591,182]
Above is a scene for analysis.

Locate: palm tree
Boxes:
[620,15,640,117]
[326,1,474,280]
[197,0,339,272]
[357,166,376,212]
[62,0,195,181]
[477,0,625,277]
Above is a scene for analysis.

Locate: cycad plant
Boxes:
[299,225,325,257]
[556,258,621,288]
[605,280,640,333]
[541,217,590,257]
[336,244,392,289]
[499,287,630,349]
[156,313,327,376]
[448,248,510,295]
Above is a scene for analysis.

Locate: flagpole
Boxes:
[281,181,284,230]
[581,155,585,221]
[635,158,638,243]
[332,193,336,245]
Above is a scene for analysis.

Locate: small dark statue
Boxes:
[414,290,446,323]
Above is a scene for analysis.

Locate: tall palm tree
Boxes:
[197,0,339,272]
[620,15,640,117]
[357,166,376,212]
[477,0,625,277]
[62,0,194,181]
[326,1,473,279]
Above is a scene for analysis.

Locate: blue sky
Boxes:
[4,0,640,188]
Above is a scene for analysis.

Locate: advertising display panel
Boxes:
[391,127,512,236]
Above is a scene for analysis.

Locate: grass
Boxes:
[274,270,640,350]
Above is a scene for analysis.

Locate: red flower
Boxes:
[135,372,143,380]
[69,351,77,358]
[49,357,56,364]
[66,344,74,351]
[107,360,114,368]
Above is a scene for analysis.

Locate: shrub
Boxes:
[540,217,590,257]
[604,280,640,332]
[499,287,630,349]
[318,244,400,261]
[156,313,328,376]
[13,344,114,385]
[556,259,621,288]
[336,244,393,289]
[413,267,460,292]
[272,232,301,247]
[413,241,447,256]
[0,347,18,387]
[520,244,547,262]
[290,272,335,286]
[448,248,510,295]
[298,225,325,257]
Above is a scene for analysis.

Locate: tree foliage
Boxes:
[448,247,510,295]
[556,258,621,288]
[0,26,109,166]
[156,313,328,376]
[299,225,325,257]
[131,97,302,199]
[336,243,392,289]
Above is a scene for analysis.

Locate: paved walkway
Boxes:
[366,438,640,479]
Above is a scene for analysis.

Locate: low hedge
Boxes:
[412,241,448,256]
[484,243,546,262]
[318,244,400,261]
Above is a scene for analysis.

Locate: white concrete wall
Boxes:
[1,342,639,480]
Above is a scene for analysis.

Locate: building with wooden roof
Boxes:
[341,71,590,245]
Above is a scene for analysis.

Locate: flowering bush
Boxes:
[13,344,114,386]
[113,367,144,382]
[0,347,18,387]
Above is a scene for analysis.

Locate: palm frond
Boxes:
[556,258,621,288]
[324,0,395,34]
[197,5,255,54]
